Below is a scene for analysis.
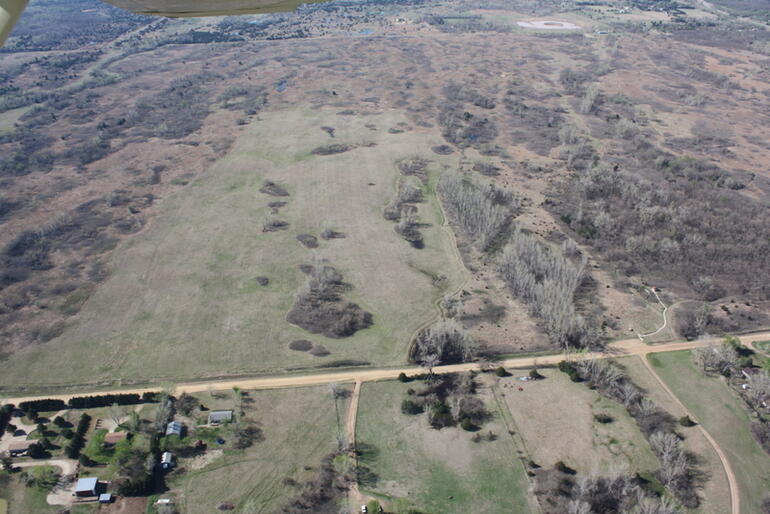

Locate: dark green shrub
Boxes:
[558,361,581,382]
[495,366,509,377]
[679,415,696,427]
[401,399,423,415]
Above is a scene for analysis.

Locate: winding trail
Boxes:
[637,287,670,340]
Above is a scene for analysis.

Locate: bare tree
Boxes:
[499,228,600,349]
[746,371,770,408]
[422,353,440,379]
[692,343,738,375]
[437,174,516,251]
[108,403,127,429]
[412,319,476,365]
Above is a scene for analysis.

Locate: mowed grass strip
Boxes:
[355,379,534,514]
[176,385,348,513]
[495,369,658,476]
[617,356,730,514]
[0,107,465,389]
[649,350,770,513]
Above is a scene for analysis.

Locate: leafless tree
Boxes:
[746,371,770,408]
[437,175,515,251]
[692,343,738,375]
[412,319,476,365]
[499,229,600,348]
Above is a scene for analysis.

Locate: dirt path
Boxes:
[13,458,79,506]
[345,381,367,512]
[638,355,740,514]
[5,332,770,406]
[637,288,669,340]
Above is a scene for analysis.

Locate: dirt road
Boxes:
[4,332,770,406]
[638,355,740,514]
[4,332,768,513]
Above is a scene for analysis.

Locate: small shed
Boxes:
[166,421,183,437]
[8,440,34,457]
[103,431,128,447]
[208,410,233,425]
[161,451,174,469]
[75,477,99,497]
[99,493,113,504]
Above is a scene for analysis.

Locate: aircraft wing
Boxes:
[1,0,327,47]
[100,0,326,17]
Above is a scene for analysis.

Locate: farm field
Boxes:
[494,368,658,476]
[355,378,535,514]
[649,350,770,513]
[0,107,465,391]
[175,385,350,513]
[617,356,731,514]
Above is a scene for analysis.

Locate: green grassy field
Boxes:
[0,468,97,514]
[176,385,349,513]
[495,368,658,476]
[617,356,730,514]
[355,379,535,513]
[0,107,465,390]
[755,340,770,355]
[649,351,770,513]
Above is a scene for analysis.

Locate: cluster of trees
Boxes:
[692,344,739,375]
[553,160,769,300]
[384,180,425,248]
[68,392,158,409]
[410,319,477,366]
[535,465,678,514]
[563,358,700,507]
[383,182,422,221]
[281,451,351,513]
[693,339,770,455]
[499,230,601,349]
[437,175,515,251]
[287,263,373,338]
[64,413,92,459]
[438,103,498,149]
[15,392,159,414]
[401,372,488,431]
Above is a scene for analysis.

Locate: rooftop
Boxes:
[75,477,98,493]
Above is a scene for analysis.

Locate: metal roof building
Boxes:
[207,410,233,425]
[75,477,99,497]
[166,421,183,436]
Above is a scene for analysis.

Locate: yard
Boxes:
[494,368,658,476]
[649,350,770,513]
[0,468,97,514]
[617,356,731,514]
[0,107,465,391]
[355,378,535,513]
[175,384,351,513]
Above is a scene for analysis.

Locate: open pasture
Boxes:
[0,107,465,390]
